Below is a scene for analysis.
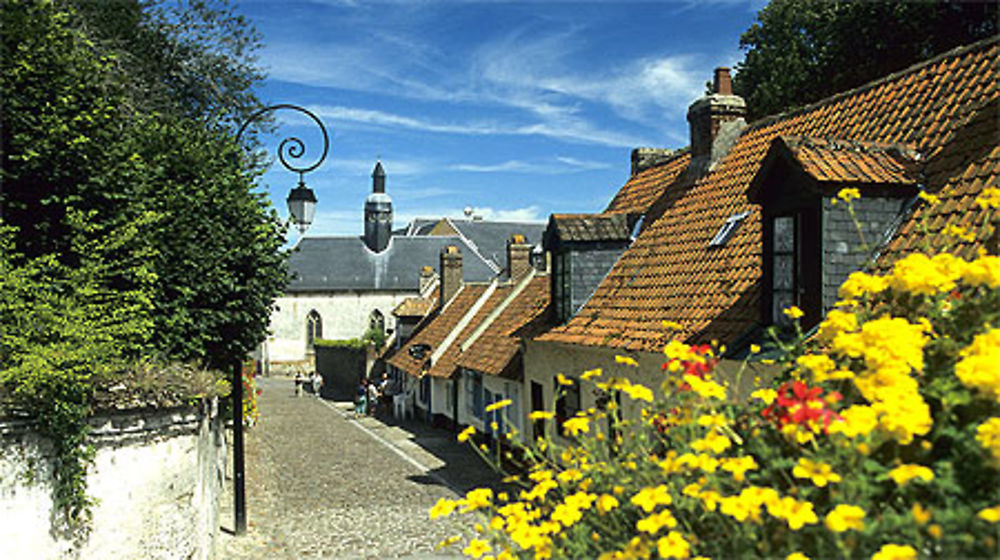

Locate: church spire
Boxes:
[372,160,386,193]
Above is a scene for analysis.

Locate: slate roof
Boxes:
[456,275,550,379]
[446,219,546,272]
[286,236,496,292]
[539,37,999,352]
[605,151,692,214]
[549,213,631,243]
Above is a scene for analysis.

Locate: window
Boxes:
[306,310,322,351]
[419,375,430,405]
[466,370,483,420]
[504,382,521,432]
[553,251,572,322]
[772,214,798,325]
[555,376,581,437]
[369,310,385,334]
[709,211,750,247]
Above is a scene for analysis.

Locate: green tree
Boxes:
[733,0,998,121]
[1,0,287,370]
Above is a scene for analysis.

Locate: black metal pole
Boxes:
[233,361,247,535]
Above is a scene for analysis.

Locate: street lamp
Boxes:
[230,104,329,535]
[236,103,329,234]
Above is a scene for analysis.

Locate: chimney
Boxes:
[687,67,746,162]
[506,234,532,280]
[631,148,675,175]
[419,265,436,294]
[439,245,462,307]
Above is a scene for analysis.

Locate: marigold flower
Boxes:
[563,415,590,436]
[463,487,493,511]
[615,355,639,367]
[486,399,512,412]
[911,503,932,525]
[430,497,459,519]
[976,186,1000,210]
[631,485,673,512]
[783,306,804,320]
[871,544,917,560]
[961,255,1000,288]
[769,496,818,530]
[976,417,1000,464]
[750,388,777,405]
[462,538,491,558]
[787,553,810,560]
[888,464,934,485]
[684,375,727,400]
[457,425,476,443]
[792,458,841,487]
[556,373,574,386]
[825,504,865,532]
[662,320,683,330]
[596,494,619,514]
[955,329,1000,403]
[978,505,1000,523]
[529,410,554,421]
[721,456,758,482]
[656,531,690,559]
[837,187,861,203]
[750,344,761,354]
[918,190,941,205]
[637,508,678,534]
[436,535,461,549]
[690,430,732,455]
[582,368,602,380]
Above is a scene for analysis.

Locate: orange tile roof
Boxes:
[540,37,999,353]
[386,284,488,376]
[778,136,920,186]
[393,296,436,317]
[549,213,630,243]
[605,151,692,214]
[456,276,551,378]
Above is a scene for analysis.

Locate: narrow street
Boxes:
[219,376,501,559]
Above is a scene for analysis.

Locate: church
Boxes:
[262,161,545,373]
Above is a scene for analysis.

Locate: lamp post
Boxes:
[231,104,329,535]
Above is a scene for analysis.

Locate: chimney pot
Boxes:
[713,67,733,95]
[506,234,532,281]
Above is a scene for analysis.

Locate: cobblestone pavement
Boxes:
[218,376,502,559]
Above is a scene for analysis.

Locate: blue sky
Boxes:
[237,0,765,238]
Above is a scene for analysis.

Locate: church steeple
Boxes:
[372,160,386,193]
[364,160,392,252]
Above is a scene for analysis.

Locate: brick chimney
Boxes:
[506,234,532,280]
[631,148,675,175]
[687,67,746,162]
[439,245,462,307]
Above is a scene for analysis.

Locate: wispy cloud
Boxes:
[450,156,610,174]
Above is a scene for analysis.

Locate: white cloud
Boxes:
[450,156,610,174]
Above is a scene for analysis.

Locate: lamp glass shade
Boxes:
[287,183,317,234]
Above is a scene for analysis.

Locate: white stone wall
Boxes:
[0,402,224,560]
[265,290,417,364]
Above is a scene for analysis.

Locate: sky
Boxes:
[236,0,765,239]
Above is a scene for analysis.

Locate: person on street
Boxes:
[294,371,304,397]
[311,372,323,398]
[355,379,367,417]
[368,378,380,416]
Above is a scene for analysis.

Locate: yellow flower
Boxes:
[429,498,459,519]
[690,430,732,455]
[976,186,1000,210]
[486,399,512,412]
[463,488,494,511]
[563,415,590,436]
[750,388,777,405]
[437,536,461,549]
[750,344,761,354]
[944,224,976,242]
[662,320,683,330]
[792,458,841,487]
[871,544,917,560]
[631,485,673,512]
[978,505,1000,523]
[457,425,476,443]
[721,456,758,482]
[529,410,554,421]
[769,496,818,530]
[888,464,934,486]
[911,503,932,525]
[596,494,619,514]
[697,413,727,427]
[787,554,810,560]
[961,255,1000,288]
[837,187,861,203]
[615,355,639,367]
[582,368,602,380]
[825,504,865,532]
[889,253,965,295]
[636,508,678,534]
[783,306,804,320]
[684,375,727,400]
[463,538,491,559]
[796,353,836,382]
[955,329,1000,403]
[557,468,583,483]
[556,373,574,386]
[656,531,690,559]
[828,405,879,438]
[977,417,1000,465]
[621,382,654,403]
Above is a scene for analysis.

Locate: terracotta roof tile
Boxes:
[550,213,631,243]
[392,295,437,317]
[605,152,692,214]
[540,37,999,352]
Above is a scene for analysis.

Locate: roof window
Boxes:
[709,211,749,247]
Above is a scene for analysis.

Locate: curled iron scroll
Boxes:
[236,103,329,176]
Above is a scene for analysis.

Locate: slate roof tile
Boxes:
[539,37,999,352]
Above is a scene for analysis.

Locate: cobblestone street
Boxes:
[218,376,501,559]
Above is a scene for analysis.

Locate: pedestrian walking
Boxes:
[368,378,380,416]
[311,372,323,398]
[355,379,367,417]
[294,371,304,397]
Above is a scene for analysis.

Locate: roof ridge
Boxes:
[444,217,501,274]
[460,269,537,353]
[430,279,499,366]
[748,35,1000,131]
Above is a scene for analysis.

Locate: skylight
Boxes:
[709,211,750,247]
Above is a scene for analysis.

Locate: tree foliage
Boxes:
[733,0,998,121]
[1,0,287,370]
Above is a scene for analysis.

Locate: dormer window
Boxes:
[709,211,750,247]
[748,135,920,331]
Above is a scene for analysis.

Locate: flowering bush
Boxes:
[431,191,1000,559]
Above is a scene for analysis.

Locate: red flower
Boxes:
[762,381,841,432]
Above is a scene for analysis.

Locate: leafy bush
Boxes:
[433,189,1000,559]
[314,338,367,350]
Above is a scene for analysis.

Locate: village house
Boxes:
[262,161,544,374]
[523,36,999,439]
